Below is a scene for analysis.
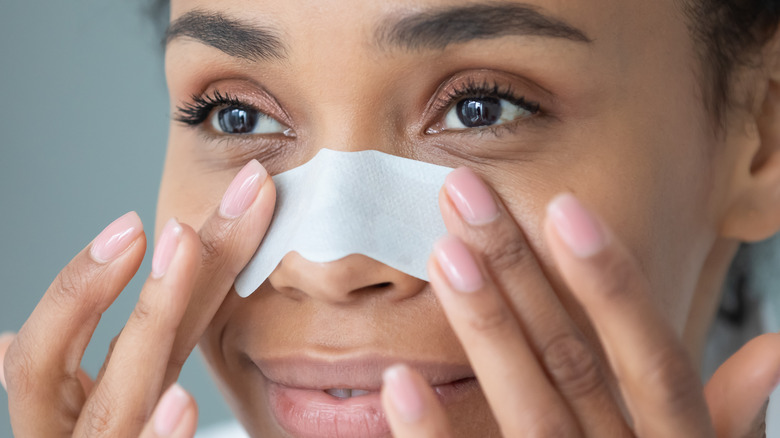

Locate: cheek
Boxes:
[481,125,716,334]
[156,132,235,234]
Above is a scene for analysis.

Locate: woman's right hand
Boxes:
[0,159,275,438]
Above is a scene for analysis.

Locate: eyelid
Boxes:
[422,70,549,136]
[173,82,294,134]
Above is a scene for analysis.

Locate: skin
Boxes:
[2,0,780,437]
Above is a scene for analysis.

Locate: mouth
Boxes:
[254,355,478,438]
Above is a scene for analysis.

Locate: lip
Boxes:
[254,355,477,438]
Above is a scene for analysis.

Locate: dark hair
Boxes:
[685,0,780,119]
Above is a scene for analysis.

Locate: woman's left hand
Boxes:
[381,167,780,438]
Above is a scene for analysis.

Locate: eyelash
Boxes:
[433,78,540,116]
[173,79,541,134]
[174,90,256,126]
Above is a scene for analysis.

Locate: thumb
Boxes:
[704,332,780,438]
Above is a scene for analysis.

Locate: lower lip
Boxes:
[267,378,477,438]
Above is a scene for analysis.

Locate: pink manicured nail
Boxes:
[152,218,182,279]
[383,365,424,423]
[154,383,189,436]
[445,167,499,225]
[547,194,607,258]
[90,212,144,263]
[433,235,484,293]
[219,160,267,219]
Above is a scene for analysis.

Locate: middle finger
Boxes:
[436,167,630,436]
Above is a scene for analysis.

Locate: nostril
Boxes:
[351,282,393,296]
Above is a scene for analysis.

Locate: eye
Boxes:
[442,96,536,131]
[211,106,286,135]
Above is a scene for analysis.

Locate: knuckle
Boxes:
[130,297,157,325]
[541,333,604,400]
[465,304,515,337]
[82,390,116,436]
[3,341,34,396]
[50,263,98,307]
[641,345,701,412]
[199,234,224,265]
[599,253,636,298]
[482,230,532,275]
[199,232,230,273]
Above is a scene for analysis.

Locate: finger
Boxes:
[439,167,630,436]
[4,212,146,437]
[428,235,579,436]
[705,332,780,438]
[74,219,200,436]
[0,332,14,390]
[138,384,198,438]
[381,364,453,438]
[163,159,275,386]
[545,193,714,437]
[2,331,94,395]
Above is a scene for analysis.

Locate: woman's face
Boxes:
[158,0,741,436]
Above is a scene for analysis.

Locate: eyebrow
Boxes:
[376,3,592,51]
[165,3,590,62]
[165,10,286,61]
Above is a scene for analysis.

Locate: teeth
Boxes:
[324,388,371,399]
[325,388,352,399]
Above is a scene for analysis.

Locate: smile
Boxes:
[254,355,478,438]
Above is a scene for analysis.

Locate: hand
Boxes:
[0,160,275,438]
[380,167,780,438]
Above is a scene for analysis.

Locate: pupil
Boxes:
[456,97,502,128]
[218,107,258,133]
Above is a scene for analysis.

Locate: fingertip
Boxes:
[90,211,145,264]
[152,383,197,437]
[383,364,426,423]
[382,364,452,437]
[0,332,15,390]
[546,193,608,259]
[706,333,780,438]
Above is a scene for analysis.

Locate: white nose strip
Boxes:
[234,149,453,297]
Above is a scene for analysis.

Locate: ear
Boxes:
[720,31,780,242]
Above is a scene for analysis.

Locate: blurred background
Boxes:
[2,1,780,437]
[0,1,235,435]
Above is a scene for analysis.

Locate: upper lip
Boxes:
[253,354,475,391]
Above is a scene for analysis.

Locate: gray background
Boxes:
[0,1,234,435]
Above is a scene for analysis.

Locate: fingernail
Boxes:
[383,365,424,423]
[90,212,144,263]
[445,167,499,225]
[219,160,267,219]
[433,235,484,293]
[547,194,607,258]
[154,383,189,436]
[152,218,182,279]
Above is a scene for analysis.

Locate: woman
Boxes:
[2,0,780,436]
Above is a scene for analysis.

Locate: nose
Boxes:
[267,251,427,304]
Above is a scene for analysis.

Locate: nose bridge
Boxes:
[307,78,396,154]
[292,34,398,154]
[268,252,427,304]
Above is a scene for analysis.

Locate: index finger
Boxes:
[544,193,714,437]
[162,160,276,386]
